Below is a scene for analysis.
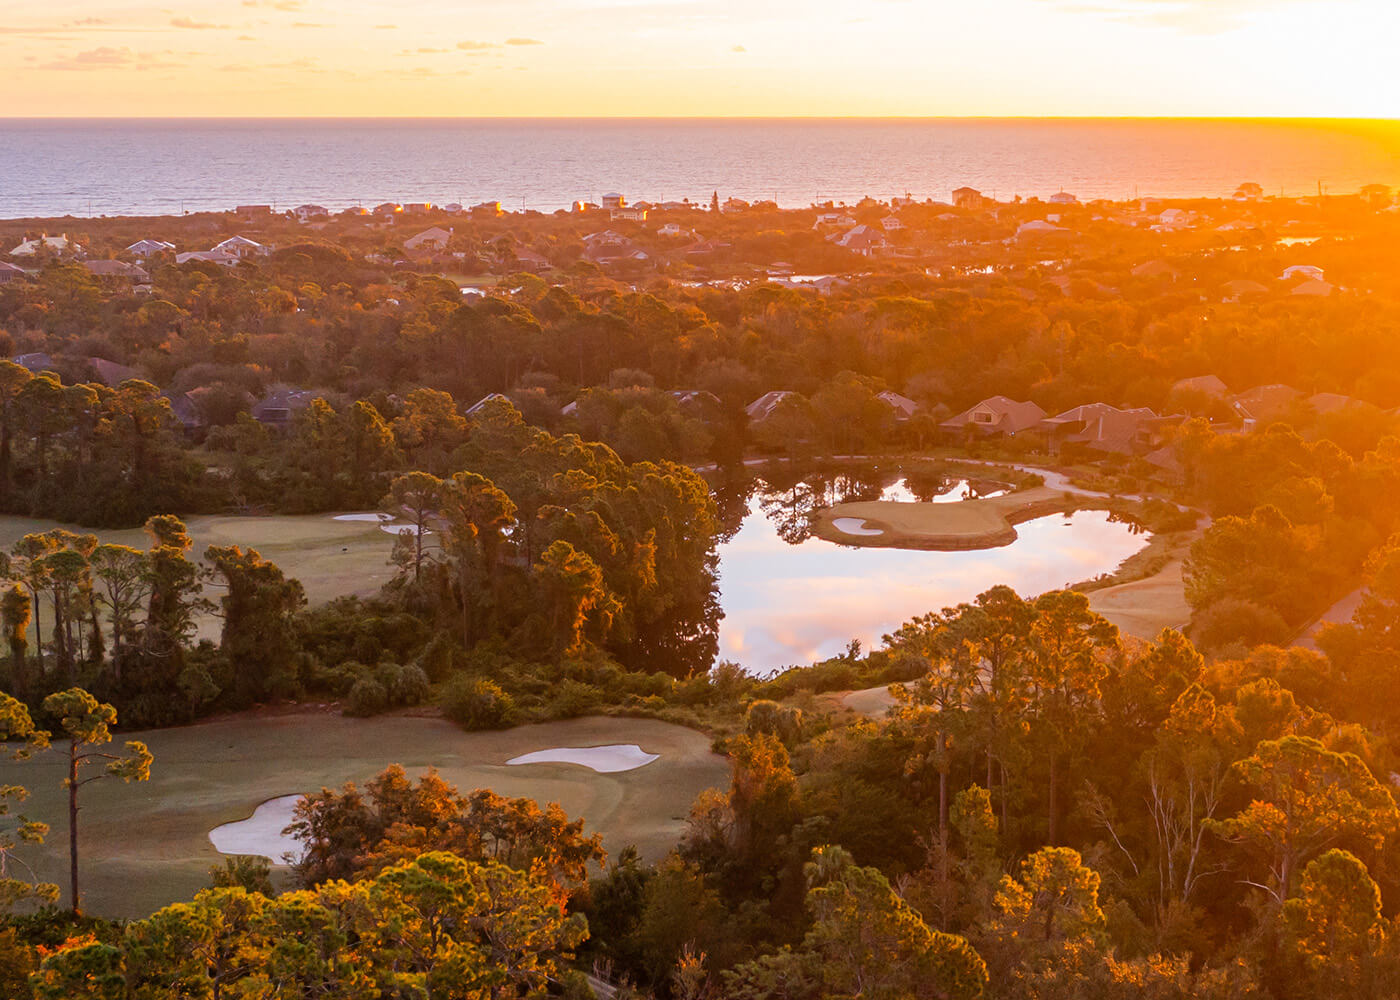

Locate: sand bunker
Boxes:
[208,795,305,864]
[832,517,884,536]
[507,745,659,773]
[332,513,393,523]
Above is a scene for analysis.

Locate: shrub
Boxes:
[345,676,390,717]
[443,676,517,730]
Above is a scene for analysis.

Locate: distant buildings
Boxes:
[952,187,985,210]
[176,250,239,267]
[293,204,329,222]
[10,234,74,257]
[0,262,26,284]
[126,239,175,258]
[211,236,268,259]
[404,227,453,252]
[941,396,1046,436]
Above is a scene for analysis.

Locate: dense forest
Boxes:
[3,192,1400,997]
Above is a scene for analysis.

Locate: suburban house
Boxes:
[164,392,206,436]
[1171,374,1229,399]
[472,202,503,216]
[669,390,722,415]
[952,187,985,210]
[0,262,25,284]
[10,234,74,257]
[211,236,268,259]
[879,215,904,232]
[466,393,512,417]
[1015,220,1072,240]
[509,248,550,270]
[87,357,140,386]
[1040,403,1171,455]
[1049,191,1080,206]
[11,353,55,374]
[251,386,318,428]
[583,231,648,266]
[746,391,799,423]
[373,203,403,218]
[1155,208,1194,230]
[176,250,239,267]
[941,396,1047,437]
[1308,392,1365,416]
[404,227,453,252]
[83,260,150,283]
[126,239,175,258]
[877,390,919,422]
[1230,384,1301,430]
[293,205,330,222]
[1131,260,1180,281]
[834,224,890,257]
[234,205,272,220]
[1281,264,1325,283]
[657,223,697,238]
[813,213,857,229]
[1291,278,1335,297]
[1221,278,1270,302]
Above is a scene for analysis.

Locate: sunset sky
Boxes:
[1,0,1393,117]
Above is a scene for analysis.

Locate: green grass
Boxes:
[0,511,402,641]
[0,711,726,919]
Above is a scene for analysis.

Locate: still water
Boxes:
[714,476,1148,674]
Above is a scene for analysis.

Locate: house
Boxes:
[176,250,239,267]
[1131,260,1180,281]
[683,238,731,258]
[657,223,697,239]
[404,227,453,252]
[1281,264,1325,283]
[10,234,73,257]
[941,396,1047,436]
[251,386,318,428]
[1221,278,1270,302]
[373,203,403,218]
[164,391,206,436]
[234,205,272,220]
[11,353,55,374]
[1172,375,1229,399]
[87,357,140,386]
[402,202,433,216]
[1291,278,1335,297]
[721,198,750,213]
[0,262,26,284]
[814,212,857,229]
[611,207,648,222]
[1048,191,1079,206]
[510,248,550,270]
[835,224,890,257]
[1015,220,1071,240]
[879,215,904,232]
[466,393,512,417]
[1157,208,1193,228]
[583,231,648,265]
[211,236,268,259]
[669,390,721,415]
[601,194,626,210]
[1230,384,1301,430]
[1040,403,1166,455]
[1308,392,1364,416]
[293,204,329,222]
[83,260,150,283]
[952,187,985,210]
[877,390,919,422]
[746,391,799,423]
[126,239,175,258]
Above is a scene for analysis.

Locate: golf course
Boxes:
[0,711,727,919]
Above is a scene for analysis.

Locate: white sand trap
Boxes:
[507,745,659,773]
[209,795,305,864]
[832,517,884,536]
[333,513,394,523]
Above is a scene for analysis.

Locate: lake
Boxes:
[714,475,1149,673]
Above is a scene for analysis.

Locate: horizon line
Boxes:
[2,114,1399,123]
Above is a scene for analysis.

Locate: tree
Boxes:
[0,692,58,912]
[439,470,517,646]
[381,470,443,584]
[1210,735,1399,904]
[991,846,1106,947]
[0,584,30,696]
[532,539,616,658]
[1283,849,1389,1000]
[41,687,153,915]
[88,544,148,677]
[204,544,307,703]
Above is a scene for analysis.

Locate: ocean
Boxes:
[2,118,1400,219]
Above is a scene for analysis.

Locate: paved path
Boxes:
[1294,585,1366,650]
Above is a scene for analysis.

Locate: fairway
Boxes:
[0,712,726,919]
[0,512,402,640]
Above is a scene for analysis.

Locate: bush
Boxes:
[443,676,517,730]
[745,699,803,745]
[345,676,390,717]
[1190,597,1290,653]
[386,663,430,706]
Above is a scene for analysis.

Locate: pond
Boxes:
[713,474,1149,674]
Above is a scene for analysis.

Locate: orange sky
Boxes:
[1,0,1394,117]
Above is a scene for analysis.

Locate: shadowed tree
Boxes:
[41,687,153,916]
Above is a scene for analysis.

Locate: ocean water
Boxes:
[2,118,1400,219]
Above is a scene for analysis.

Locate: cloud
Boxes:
[237,34,256,40]
[171,16,228,29]
[374,24,397,29]
[242,0,304,9]
[730,44,746,52]
[39,46,182,70]
[505,37,543,45]
[291,21,327,28]
[219,63,252,71]
[457,40,500,50]
[1040,0,1313,34]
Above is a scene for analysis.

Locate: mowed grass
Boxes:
[0,512,402,640]
[0,712,727,919]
